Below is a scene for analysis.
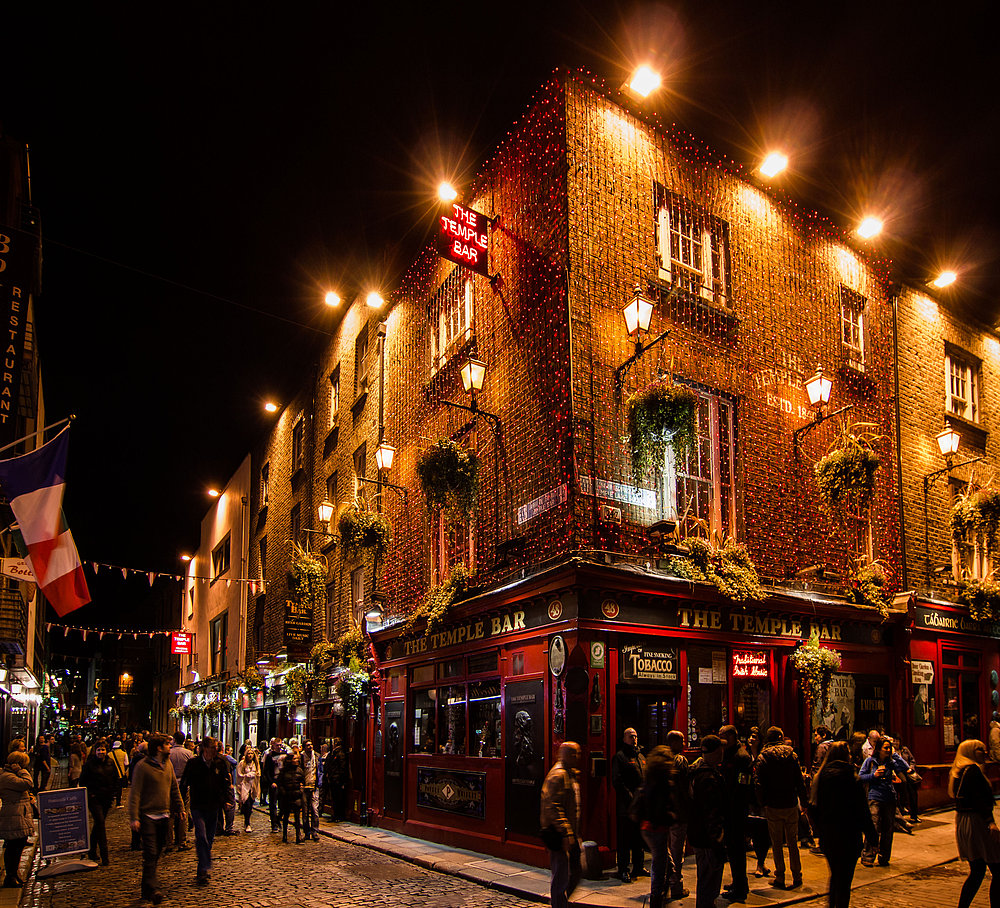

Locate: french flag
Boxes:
[0,428,90,616]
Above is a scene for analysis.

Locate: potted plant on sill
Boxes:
[626,380,698,484]
[951,486,1000,556]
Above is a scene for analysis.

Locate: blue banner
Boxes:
[38,787,90,858]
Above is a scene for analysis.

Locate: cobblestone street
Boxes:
[23,808,536,908]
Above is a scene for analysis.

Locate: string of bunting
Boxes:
[86,560,268,595]
[46,621,185,642]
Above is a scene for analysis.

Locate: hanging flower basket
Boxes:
[626,381,698,482]
[338,505,391,561]
[240,665,264,692]
[951,488,1000,554]
[416,439,480,519]
[845,560,891,618]
[333,627,367,667]
[168,707,181,720]
[336,671,369,719]
[790,632,842,710]
[958,579,1000,621]
[404,564,471,636]
[283,666,309,706]
[814,426,880,514]
[665,538,762,602]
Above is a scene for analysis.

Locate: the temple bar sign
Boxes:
[437,202,489,276]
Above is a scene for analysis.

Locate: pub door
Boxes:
[616,689,680,751]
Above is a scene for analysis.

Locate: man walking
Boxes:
[128,733,184,905]
[301,740,321,841]
[611,727,647,882]
[180,736,232,885]
[167,732,192,850]
[688,735,727,908]
[32,734,51,793]
[665,731,690,901]
[719,725,753,902]
[261,738,286,833]
[540,741,582,908]
[755,727,808,890]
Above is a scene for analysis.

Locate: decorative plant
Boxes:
[665,537,762,602]
[404,564,471,636]
[310,639,338,673]
[203,701,221,717]
[417,439,480,519]
[951,487,1000,555]
[814,424,880,514]
[168,707,181,720]
[225,676,242,697]
[958,578,1000,621]
[290,543,328,609]
[283,665,309,706]
[626,381,698,482]
[333,626,367,667]
[337,668,369,719]
[790,631,842,710]
[338,504,391,561]
[240,665,265,692]
[846,558,891,618]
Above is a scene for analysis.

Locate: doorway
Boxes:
[616,689,680,751]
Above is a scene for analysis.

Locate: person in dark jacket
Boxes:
[689,735,727,908]
[0,752,35,887]
[261,738,287,833]
[637,745,682,908]
[276,751,306,844]
[814,741,874,908]
[323,738,349,821]
[719,725,753,902]
[665,731,690,901]
[950,739,1000,908]
[180,736,232,885]
[858,737,909,867]
[611,727,647,882]
[80,739,119,864]
[754,726,808,890]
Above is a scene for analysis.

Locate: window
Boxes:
[291,416,305,471]
[350,566,365,624]
[430,271,473,373]
[408,666,501,758]
[253,595,265,656]
[187,586,195,620]
[326,472,338,507]
[212,535,231,580]
[354,324,370,398]
[289,504,301,546]
[655,387,736,540]
[942,650,982,750]
[261,462,270,507]
[210,613,228,675]
[946,347,980,423]
[430,435,475,583]
[259,537,267,582]
[655,185,729,307]
[329,365,340,425]
[353,443,367,497]
[840,287,866,368]
[952,480,991,582]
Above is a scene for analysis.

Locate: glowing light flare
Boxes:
[622,285,654,336]
[629,65,661,98]
[366,291,385,309]
[936,425,961,457]
[759,152,788,178]
[324,291,341,307]
[208,489,220,498]
[437,182,458,202]
[856,216,883,239]
[932,270,957,289]
[180,554,192,562]
[264,401,278,413]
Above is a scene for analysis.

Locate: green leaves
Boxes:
[951,488,1000,554]
[626,382,698,483]
[814,428,880,514]
[405,564,470,637]
[417,439,480,519]
[337,506,391,561]
[665,538,762,602]
[959,579,1000,621]
[790,632,842,708]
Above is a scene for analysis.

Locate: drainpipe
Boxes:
[891,287,908,591]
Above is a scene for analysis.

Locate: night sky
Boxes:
[0,2,996,622]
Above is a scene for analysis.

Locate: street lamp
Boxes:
[792,365,854,453]
[375,442,396,473]
[624,65,661,100]
[759,152,788,179]
[301,499,339,550]
[614,283,673,400]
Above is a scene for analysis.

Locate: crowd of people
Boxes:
[541,725,998,908]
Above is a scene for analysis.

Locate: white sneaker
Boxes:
[245,825,251,833]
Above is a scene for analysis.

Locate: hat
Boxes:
[766,727,784,744]
[112,742,121,749]
[700,735,723,754]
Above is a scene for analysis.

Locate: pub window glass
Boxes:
[469,680,501,757]
[687,645,728,747]
[439,685,467,755]
[412,689,437,754]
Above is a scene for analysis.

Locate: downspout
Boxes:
[891,287,908,591]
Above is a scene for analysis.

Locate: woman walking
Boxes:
[814,741,874,907]
[79,739,119,865]
[276,750,305,844]
[236,743,261,833]
[68,741,84,787]
[859,737,909,867]
[951,739,1000,908]
[0,752,35,887]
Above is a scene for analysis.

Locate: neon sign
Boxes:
[171,632,193,655]
[437,202,489,276]
[733,651,768,678]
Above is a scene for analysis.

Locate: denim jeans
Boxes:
[548,840,582,908]
[139,816,168,896]
[863,800,895,865]
[642,826,671,906]
[694,846,725,908]
[190,807,217,878]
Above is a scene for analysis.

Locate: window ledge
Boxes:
[943,411,988,451]
[837,359,875,396]
[651,279,739,341]
[350,389,368,419]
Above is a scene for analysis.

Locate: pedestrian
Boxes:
[128,733,185,905]
[858,736,909,867]
[688,735,727,908]
[217,745,238,836]
[261,738,286,833]
[276,750,305,844]
[664,731,691,901]
[989,721,1000,764]
[31,734,51,793]
[891,738,921,827]
[301,740,321,841]
[111,741,129,807]
[811,726,833,774]
[814,741,874,908]
[754,726,807,890]
[167,731,192,851]
[634,744,682,908]
[324,738,348,821]
[236,743,261,833]
[611,727,647,882]
[68,741,83,786]
[539,741,582,908]
[860,729,880,760]
[180,736,232,885]
[79,738,118,865]
[0,751,34,888]
[951,739,1000,908]
[718,725,753,902]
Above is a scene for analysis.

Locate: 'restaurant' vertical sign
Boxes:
[437,201,490,277]
[0,227,33,447]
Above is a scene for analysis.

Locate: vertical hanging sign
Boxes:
[437,201,490,277]
[0,227,34,447]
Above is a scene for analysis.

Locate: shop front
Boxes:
[907,599,1000,806]
[369,563,900,867]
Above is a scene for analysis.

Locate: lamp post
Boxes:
[923,424,983,586]
[792,366,855,453]
[613,283,673,402]
[300,499,340,550]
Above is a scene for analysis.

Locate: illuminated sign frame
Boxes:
[437,201,490,276]
[171,632,193,655]
[733,650,769,679]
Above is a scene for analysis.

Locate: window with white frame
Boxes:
[210,613,228,675]
[840,286,866,368]
[351,566,365,625]
[353,443,367,499]
[354,324,370,398]
[261,462,270,507]
[655,387,736,540]
[430,270,473,373]
[655,185,729,307]
[291,416,305,471]
[946,347,980,423]
[431,512,475,586]
[329,365,340,425]
[951,480,991,582]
